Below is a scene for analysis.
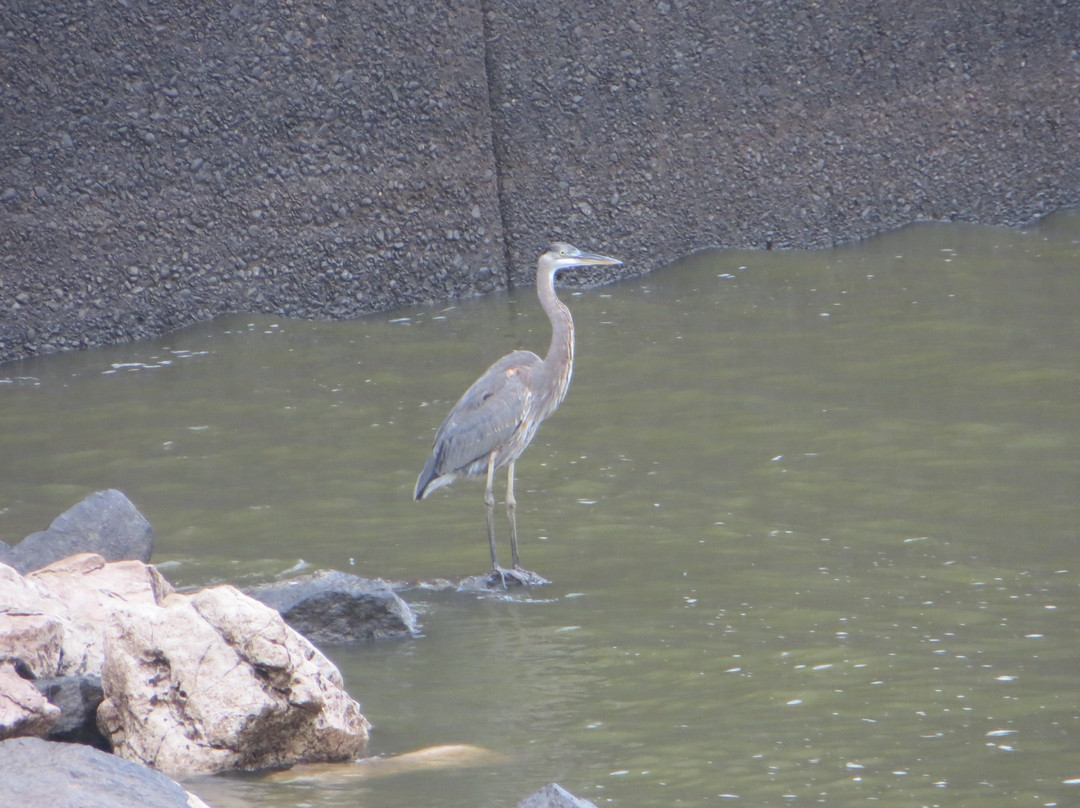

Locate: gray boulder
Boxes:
[519,783,599,808]
[33,675,108,748]
[0,490,153,574]
[0,736,209,808]
[249,570,419,643]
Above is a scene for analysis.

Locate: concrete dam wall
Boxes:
[2,1,1078,363]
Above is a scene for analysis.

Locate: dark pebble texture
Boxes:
[2,1,1078,362]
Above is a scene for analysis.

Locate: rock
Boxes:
[0,661,61,740]
[457,567,550,591]
[0,736,210,808]
[33,675,108,748]
[0,490,154,574]
[518,783,599,808]
[0,552,367,776]
[249,570,419,643]
[27,553,173,678]
[267,743,508,783]
[0,555,170,740]
[98,583,371,779]
[0,562,66,679]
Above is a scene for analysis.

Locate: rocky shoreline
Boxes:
[0,490,596,807]
[0,491,374,779]
[3,2,1078,365]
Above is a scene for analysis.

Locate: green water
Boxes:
[2,212,1078,807]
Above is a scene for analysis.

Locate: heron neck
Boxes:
[538,266,575,388]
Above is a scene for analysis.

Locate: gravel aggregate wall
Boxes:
[2,1,1078,363]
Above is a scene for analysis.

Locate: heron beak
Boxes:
[574,251,623,267]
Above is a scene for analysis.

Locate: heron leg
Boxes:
[484,451,500,572]
[506,459,521,568]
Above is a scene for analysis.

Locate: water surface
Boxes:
[2,212,1079,807]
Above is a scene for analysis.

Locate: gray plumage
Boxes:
[414,242,622,581]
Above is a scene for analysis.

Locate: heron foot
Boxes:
[488,565,550,589]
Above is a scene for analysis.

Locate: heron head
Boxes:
[545,242,623,272]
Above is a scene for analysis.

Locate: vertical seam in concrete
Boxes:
[479,0,515,287]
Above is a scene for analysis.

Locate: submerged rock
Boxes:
[519,783,599,808]
[456,567,550,591]
[267,743,507,783]
[249,569,419,643]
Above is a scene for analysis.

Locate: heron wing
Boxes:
[418,350,540,492]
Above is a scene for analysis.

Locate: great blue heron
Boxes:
[414,242,623,585]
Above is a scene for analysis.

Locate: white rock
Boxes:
[0,563,65,679]
[0,661,61,739]
[0,554,369,778]
[28,553,172,677]
[98,584,370,779]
